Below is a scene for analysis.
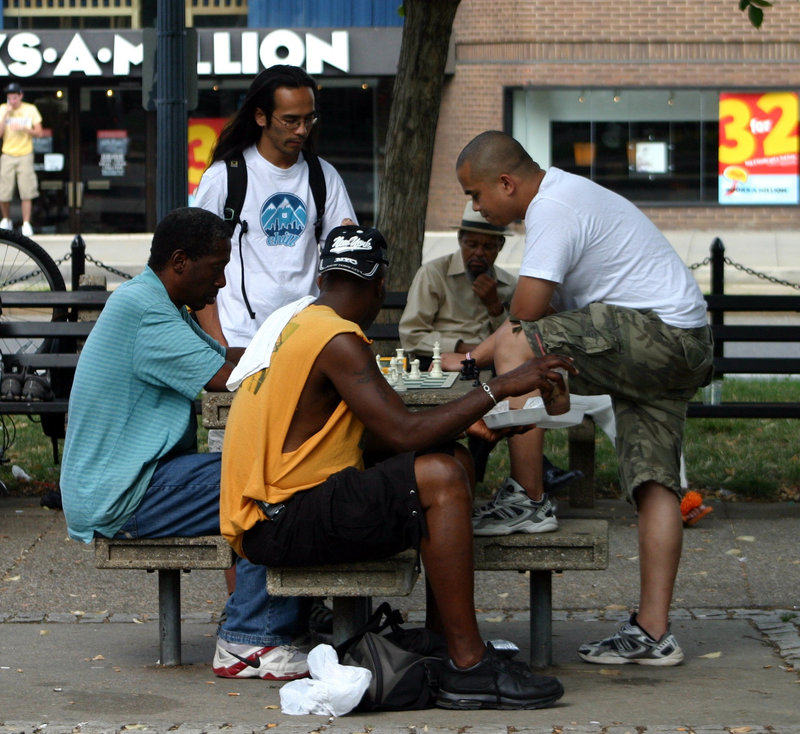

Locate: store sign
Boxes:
[97,130,128,177]
[188,117,227,202]
[718,92,799,205]
[0,28,407,79]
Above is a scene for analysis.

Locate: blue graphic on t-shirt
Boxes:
[261,192,307,247]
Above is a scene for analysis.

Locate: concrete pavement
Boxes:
[2,495,799,732]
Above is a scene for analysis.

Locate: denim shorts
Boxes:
[242,451,426,567]
[520,303,713,501]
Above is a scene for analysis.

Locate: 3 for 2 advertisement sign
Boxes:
[719,92,799,205]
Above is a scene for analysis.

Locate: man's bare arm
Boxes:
[205,346,244,392]
[195,301,228,346]
[509,276,557,322]
[319,332,575,454]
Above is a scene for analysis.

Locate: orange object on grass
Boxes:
[681,490,713,526]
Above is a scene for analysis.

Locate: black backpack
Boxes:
[335,602,448,712]
[222,149,327,320]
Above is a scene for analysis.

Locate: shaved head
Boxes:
[457,131,538,180]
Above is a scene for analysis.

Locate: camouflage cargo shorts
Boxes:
[519,303,713,502]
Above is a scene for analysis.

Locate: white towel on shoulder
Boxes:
[225,295,316,391]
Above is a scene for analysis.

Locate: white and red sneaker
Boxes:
[212,639,309,680]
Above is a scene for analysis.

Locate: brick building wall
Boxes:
[426,0,800,231]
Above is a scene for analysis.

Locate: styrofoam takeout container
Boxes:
[483,395,586,429]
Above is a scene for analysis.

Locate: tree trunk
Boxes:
[376,0,461,292]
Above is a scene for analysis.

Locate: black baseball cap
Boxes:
[4,82,22,95]
[319,225,389,280]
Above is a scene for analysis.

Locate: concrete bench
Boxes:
[94,535,234,665]
[268,518,608,668]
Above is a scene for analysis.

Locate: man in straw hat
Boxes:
[399,201,516,368]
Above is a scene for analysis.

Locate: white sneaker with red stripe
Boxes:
[212,639,309,680]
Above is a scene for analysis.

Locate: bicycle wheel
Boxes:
[0,230,66,357]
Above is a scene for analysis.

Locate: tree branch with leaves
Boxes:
[740,0,773,28]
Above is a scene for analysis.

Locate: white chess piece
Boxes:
[393,358,407,392]
[430,355,444,379]
[386,357,397,385]
[409,359,421,380]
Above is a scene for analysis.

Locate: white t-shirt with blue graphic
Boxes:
[194,145,356,346]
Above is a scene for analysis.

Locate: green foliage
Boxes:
[740,0,773,28]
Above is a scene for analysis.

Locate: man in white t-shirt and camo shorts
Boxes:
[452,130,713,668]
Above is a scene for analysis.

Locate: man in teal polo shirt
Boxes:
[60,207,310,681]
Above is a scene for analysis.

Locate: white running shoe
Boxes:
[0,218,12,230]
[212,639,309,680]
[21,222,33,237]
[472,477,558,535]
[577,614,684,666]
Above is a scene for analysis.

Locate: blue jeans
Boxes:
[115,452,305,647]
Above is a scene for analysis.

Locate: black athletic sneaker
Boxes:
[436,642,564,710]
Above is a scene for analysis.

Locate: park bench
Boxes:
[92,521,608,669]
[93,536,234,666]
[268,520,608,668]
[0,287,111,461]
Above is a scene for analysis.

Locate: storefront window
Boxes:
[511,88,721,204]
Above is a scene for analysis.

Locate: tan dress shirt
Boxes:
[399,251,516,357]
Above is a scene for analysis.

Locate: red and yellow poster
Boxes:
[188,117,227,202]
[719,92,799,205]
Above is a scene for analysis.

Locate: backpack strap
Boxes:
[223,152,247,228]
[223,152,255,320]
[304,150,327,244]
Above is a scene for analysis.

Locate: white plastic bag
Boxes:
[279,643,371,717]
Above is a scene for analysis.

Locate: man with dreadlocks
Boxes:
[194,64,356,348]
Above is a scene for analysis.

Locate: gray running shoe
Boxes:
[472,477,558,536]
[472,477,516,519]
[578,614,684,666]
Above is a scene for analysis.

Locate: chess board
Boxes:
[389,372,459,390]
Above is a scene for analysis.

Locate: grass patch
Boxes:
[3,379,800,503]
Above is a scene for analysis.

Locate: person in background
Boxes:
[194,64,356,348]
[399,202,516,369]
[0,82,43,237]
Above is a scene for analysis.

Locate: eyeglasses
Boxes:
[271,114,319,131]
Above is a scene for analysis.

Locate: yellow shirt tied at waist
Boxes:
[0,102,42,156]
[220,304,369,557]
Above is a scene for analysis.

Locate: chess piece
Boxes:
[386,357,397,385]
[409,359,421,380]
[431,354,444,379]
[459,356,479,385]
[393,358,407,392]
